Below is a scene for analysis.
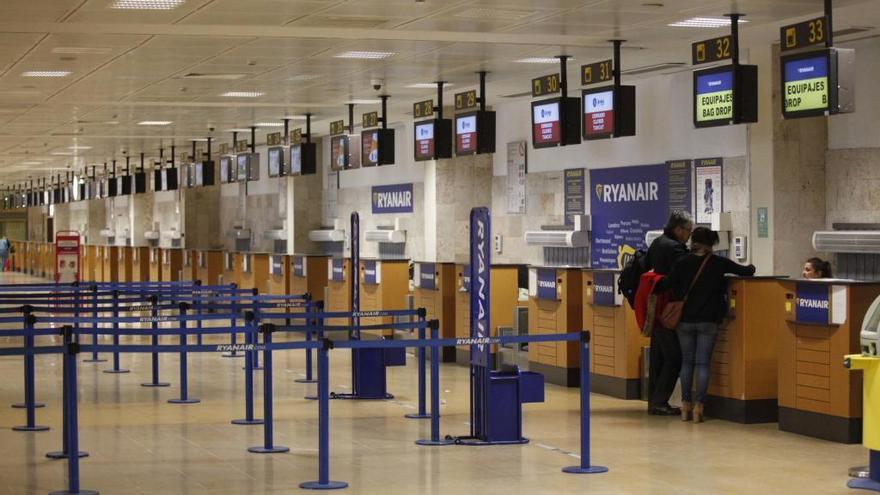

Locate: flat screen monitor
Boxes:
[779,48,853,119]
[694,66,734,128]
[455,112,478,155]
[531,98,561,148]
[361,129,379,167]
[236,153,249,181]
[582,86,615,139]
[268,146,284,177]
[288,144,302,175]
[220,156,234,183]
[330,135,349,171]
[414,120,435,161]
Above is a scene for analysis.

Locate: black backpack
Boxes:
[618,249,648,308]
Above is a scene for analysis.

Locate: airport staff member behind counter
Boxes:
[802,257,833,279]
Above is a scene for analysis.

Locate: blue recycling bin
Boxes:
[486,367,545,443]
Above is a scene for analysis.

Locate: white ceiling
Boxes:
[0,0,877,184]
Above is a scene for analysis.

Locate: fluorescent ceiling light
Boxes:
[406,83,454,89]
[21,161,42,165]
[346,99,382,105]
[183,73,246,80]
[22,71,71,77]
[288,74,320,81]
[109,0,185,10]
[255,122,284,127]
[334,51,396,60]
[68,145,91,150]
[226,128,252,132]
[668,17,748,28]
[137,120,173,126]
[51,47,113,55]
[221,91,263,98]
[454,8,533,20]
[51,152,74,156]
[514,57,570,64]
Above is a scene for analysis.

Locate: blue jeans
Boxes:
[677,321,719,404]
[0,253,7,271]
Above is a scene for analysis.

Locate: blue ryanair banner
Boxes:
[593,272,617,306]
[419,262,436,290]
[293,256,305,277]
[536,268,558,300]
[469,207,491,368]
[590,164,669,269]
[350,212,360,340]
[331,258,344,282]
[372,183,414,214]
[795,282,830,325]
[363,260,378,285]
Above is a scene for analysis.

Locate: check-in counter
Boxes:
[148,247,162,282]
[221,251,240,288]
[102,246,119,283]
[46,243,56,280]
[359,258,409,338]
[268,254,290,295]
[413,262,457,361]
[238,252,269,294]
[37,243,48,277]
[454,263,522,365]
[326,258,351,326]
[181,249,197,282]
[11,241,22,272]
[777,279,880,443]
[160,248,183,282]
[118,246,133,282]
[527,266,583,387]
[290,255,329,300]
[582,269,648,400]
[84,245,97,281]
[132,247,150,282]
[702,276,788,423]
[196,250,223,286]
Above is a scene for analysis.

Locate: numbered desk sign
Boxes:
[329,258,345,282]
[363,260,380,285]
[415,262,435,289]
[293,256,306,278]
[530,268,559,301]
[591,272,620,307]
[55,231,81,283]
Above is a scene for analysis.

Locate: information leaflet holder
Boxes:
[54,231,81,283]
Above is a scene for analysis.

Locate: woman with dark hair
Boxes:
[662,227,756,423]
[803,257,833,279]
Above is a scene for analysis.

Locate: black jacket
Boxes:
[663,253,756,323]
[646,233,688,275]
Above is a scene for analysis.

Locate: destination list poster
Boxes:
[666,159,693,216]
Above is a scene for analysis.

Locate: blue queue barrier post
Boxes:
[232,311,263,425]
[406,308,429,420]
[416,320,453,446]
[251,289,262,371]
[222,284,242,358]
[296,299,318,385]
[300,337,348,491]
[82,285,106,363]
[563,331,608,475]
[13,306,50,432]
[168,302,199,404]
[141,295,170,387]
[47,323,89,460]
[195,281,203,346]
[103,290,129,374]
[50,325,98,495]
[248,323,289,454]
[303,302,323,400]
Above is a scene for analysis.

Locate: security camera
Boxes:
[371,78,384,91]
[208,126,215,132]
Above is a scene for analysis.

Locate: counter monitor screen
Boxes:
[531,99,561,148]
[289,144,302,175]
[361,129,379,167]
[268,146,284,177]
[330,135,349,171]
[455,113,477,155]
[694,66,734,127]
[236,153,249,181]
[414,121,435,161]
[220,156,235,183]
[782,51,829,118]
[582,87,614,139]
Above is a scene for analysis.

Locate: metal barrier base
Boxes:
[247,446,290,454]
[231,419,264,425]
[82,358,107,363]
[46,451,89,460]
[415,438,454,446]
[140,382,170,388]
[294,378,318,384]
[12,425,49,432]
[562,465,608,474]
[11,402,44,409]
[222,353,244,358]
[167,398,200,404]
[848,478,880,492]
[102,369,130,374]
[300,481,348,490]
[852,466,870,478]
[404,413,431,420]
[49,490,98,495]
[329,392,393,400]
[451,435,528,446]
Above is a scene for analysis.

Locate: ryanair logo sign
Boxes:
[372,183,414,214]
[594,181,660,203]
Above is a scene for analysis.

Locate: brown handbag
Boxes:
[658,254,711,330]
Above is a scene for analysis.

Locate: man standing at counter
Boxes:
[645,211,693,416]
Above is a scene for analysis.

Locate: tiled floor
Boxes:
[0,271,867,494]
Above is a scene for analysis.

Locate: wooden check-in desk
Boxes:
[37,243,50,278]
[239,252,269,294]
[181,250,197,282]
[102,246,119,283]
[326,258,351,326]
[704,276,787,423]
[11,241,22,272]
[131,247,149,282]
[267,254,290,295]
[221,252,240,288]
[582,269,648,400]
[290,255,329,300]
[777,279,880,443]
[527,266,583,386]
[454,263,521,366]
[118,246,133,282]
[413,262,456,362]
[83,245,97,281]
[359,259,409,338]
[195,250,223,286]
[148,247,162,282]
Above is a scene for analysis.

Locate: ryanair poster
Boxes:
[590,164,668,269]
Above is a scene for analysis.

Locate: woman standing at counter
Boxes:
[802,257,833,279]
[662,227,756,423]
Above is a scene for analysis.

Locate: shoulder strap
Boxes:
[683,254,712,301]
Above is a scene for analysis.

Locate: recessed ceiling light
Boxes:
[514,57,571,64]
[109,0,185,10]
[288,74,320,82]
[221,91,263,98]
[334,51,397,60]
[68,145,91,150]
[226,128,253,132]
[137,120,173,126]
[454,8,533,20]
[346,99,382,105]
[182,73,246,80]
[406,83,455,89]
[22,71,71,77]
[21,161,42,165]
[51,152,74,156]
[51,47,113,55]
[668,17,748,28]
[255,122,283,127]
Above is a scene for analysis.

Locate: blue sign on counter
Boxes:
[270,256,283,276]
[293,256,305,277]
[536,268,558,301]
[796,282,830,325]
[363,260,378,285]
[372,183,414,214]
[331,258,345,282]
[419,262,436,290]
[593,272,617,306]
[461,264,470,292]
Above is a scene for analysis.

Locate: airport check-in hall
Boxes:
[2,0,880,494]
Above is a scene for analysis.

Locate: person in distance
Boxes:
[802,257,833,279]
[644,210,692,416]
[661,227,755,423]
